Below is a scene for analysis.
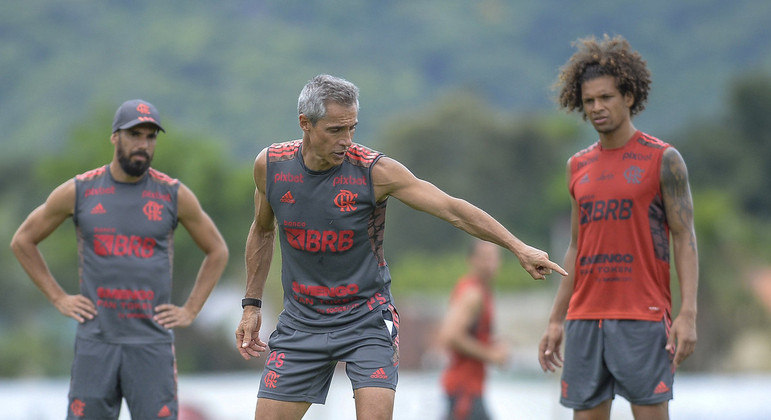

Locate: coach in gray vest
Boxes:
[11,99,229,419]
[235,75,567,420]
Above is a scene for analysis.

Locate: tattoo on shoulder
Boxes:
[662,149,688,195]
[661,148,696,248]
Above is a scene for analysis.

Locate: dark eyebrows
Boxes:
[126,128,158,138]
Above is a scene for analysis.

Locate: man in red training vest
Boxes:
[538,35,699,420]
[439,239,508,420]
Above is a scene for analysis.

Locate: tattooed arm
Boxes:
[660,147,699,368]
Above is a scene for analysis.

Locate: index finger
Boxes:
[544,260,568,276]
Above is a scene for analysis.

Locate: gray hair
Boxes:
[297,74,359,125]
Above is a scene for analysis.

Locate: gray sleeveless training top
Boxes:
[74,165,179,343]
[266,140,393,331]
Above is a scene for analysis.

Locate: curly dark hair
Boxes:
[555,34,651,119]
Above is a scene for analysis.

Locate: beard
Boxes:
[116,141,152,177]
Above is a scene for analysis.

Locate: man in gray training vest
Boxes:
[235,74,567,420]
[11,99,229,419]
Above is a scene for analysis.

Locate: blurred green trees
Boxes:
[3,1,770,161]
[675,75,771,370]
[380,92,579,260]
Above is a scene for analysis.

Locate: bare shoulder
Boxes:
[662,146,686,164]
[253,147,269,190]
[460,281,485,300]
[254,147,269,167]
[661,147,690,186]
[176,182,202,219]
[47,178,77,215]
[372,156,419,184]
[371,155,406,175]
[371,156,416,201]
[454,282,485,310]
[53,178,77,196]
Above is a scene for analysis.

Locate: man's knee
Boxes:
[254,397,311,420]
[631,400,669,420]
[353,387,395,420]
[574,399,612,420]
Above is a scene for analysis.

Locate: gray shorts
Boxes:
[561,319,674,410]
[67,337,178,419]
[258,305,400,404]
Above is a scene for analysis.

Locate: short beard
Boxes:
[116,140,152,177]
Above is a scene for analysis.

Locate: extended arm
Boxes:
[10,180,97,323]
[661,147,699,368]
[236,148,275,360]
[372,157,566,280]
[154,183,229,329]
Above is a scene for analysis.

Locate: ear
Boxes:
[624,91,635,109]
[299,114,311,132]
[110,131,119,145]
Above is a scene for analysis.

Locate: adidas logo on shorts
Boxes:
[653,381,670,394]
[157,405,172,417]
[370,368,388,379]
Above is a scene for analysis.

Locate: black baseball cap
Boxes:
[112,99,165,133]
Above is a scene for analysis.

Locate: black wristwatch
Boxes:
[241,298,262,308]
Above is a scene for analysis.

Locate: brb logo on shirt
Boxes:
[94,234,157,258]
[579,199,633,225]
[284,228,354,252]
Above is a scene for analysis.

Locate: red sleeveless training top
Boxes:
[567,131,672,321]
[441,277,493,395]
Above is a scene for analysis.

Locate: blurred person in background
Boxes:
[10,99,228,419]
[235,74,567,420]
[538,35,699,420]
[439,239,509,420]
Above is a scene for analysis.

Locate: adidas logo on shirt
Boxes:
[90,203,107,214]
[281,191,295,204]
